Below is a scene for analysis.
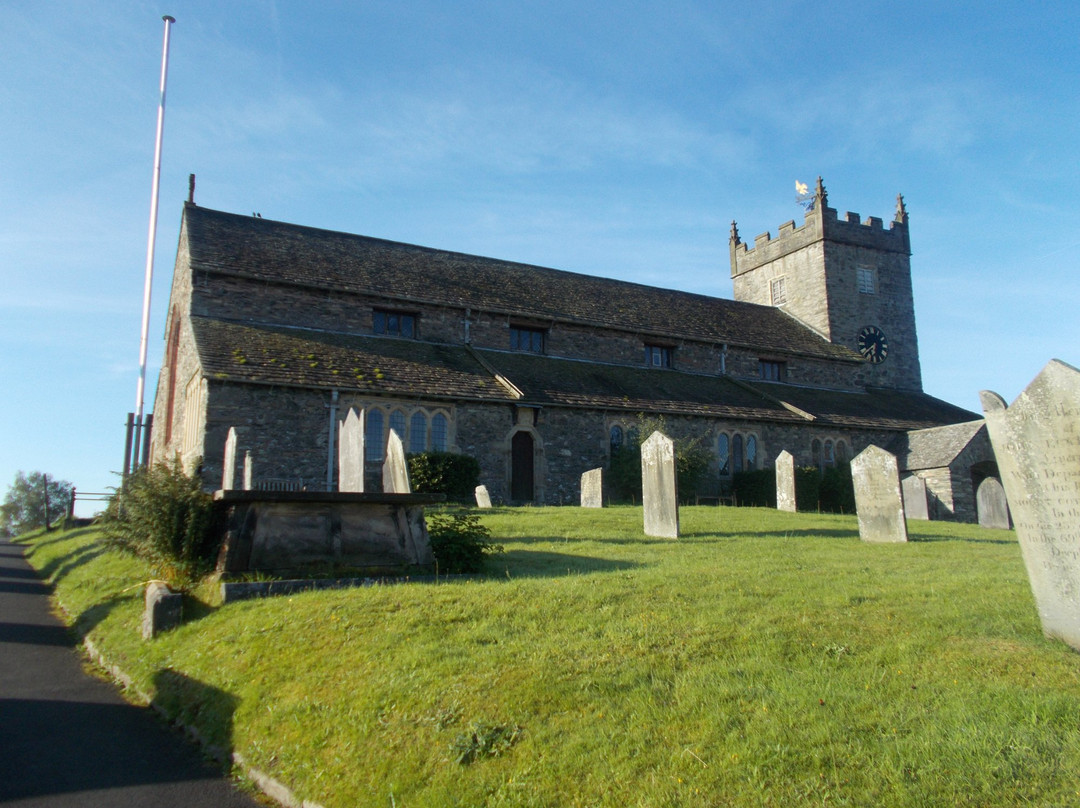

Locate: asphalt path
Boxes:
[0,536,265,807]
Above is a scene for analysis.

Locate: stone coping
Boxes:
[212,490,445,505]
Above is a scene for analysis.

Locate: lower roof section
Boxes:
[191,317,978,432]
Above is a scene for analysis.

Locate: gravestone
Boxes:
[475,485,492,509]
[222,427,238,491]
[981,359,1080,650]
[142,581,182,639]
[901,475,929,521]
[850,445,908,543]
[775,450,796,512]
[581,468,604,508]
[382,429,411,494]
[641,430,679,538]
[976,477,1010,529]
[243,451,253,491]
[338,407,365,493]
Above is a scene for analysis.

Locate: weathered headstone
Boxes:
[641,430,679,538]
[976,477,1010,530]
[242,451,253,491]
[850,445,908,543]
[382,429,411,494]
[222,427,238,491]
[581,467,604,508]
[474,484,492,509]
[142,581,182,639]
[901,474,929,521]
[775,450,796,512]
[981,359,1080,650]
[338,407,365,493]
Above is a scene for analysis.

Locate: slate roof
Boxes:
[192,317,978,431]
[182,204,857,362]
[887,420,988,470]
[741,382,981,432]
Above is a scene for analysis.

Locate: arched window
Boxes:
[732,434,744,474]
[718,433,730,476]
[409,411,427,454]
[835,441,848,464]
[746,435,757,470]
[389,410,406,443]
[627,427,640,447]
[610,425,624,453]
[431,413,448,452]
[365,409,384,461]
[811,439,822,471]
[824,440,835,467]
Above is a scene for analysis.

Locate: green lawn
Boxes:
[20,506,1080,807]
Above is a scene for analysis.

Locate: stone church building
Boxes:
[149,179,995,518]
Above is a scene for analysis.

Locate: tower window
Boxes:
[770,277,787,306]
[645,344,673,368]
[510,326,545,353]
[759,360,785,381]
[857,267,876,295]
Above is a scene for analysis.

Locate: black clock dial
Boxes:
[857,325,889,364]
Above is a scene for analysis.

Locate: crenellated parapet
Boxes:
[731,179,910,278]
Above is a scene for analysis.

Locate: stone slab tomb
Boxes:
[382,428,411,494]
[475,485,492,509]
[214,491,440,574]
[851,445,908,543]
[775,450,796,513]
[901,475,929,521]
[982,359,1080,650]
[581,468,604,508]
[338,407,365,493]
[641,431,679,539]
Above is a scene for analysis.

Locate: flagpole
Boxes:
[131,14,175,472]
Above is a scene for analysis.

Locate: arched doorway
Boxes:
[511,431,535,503]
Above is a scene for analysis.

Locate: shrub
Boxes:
[732,468,775,507]
[607,415,715,504]
[426,510,502,574]
[819,462,856,514]
[102,459,217,587]
[408,453,481,501]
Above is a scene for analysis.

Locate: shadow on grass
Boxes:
[489,549,642,578]
[151,668,239,760]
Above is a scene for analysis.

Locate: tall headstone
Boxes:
[338,407,365,493]
[475,485,492,509]
[901,475,929,521]
[382,429,411,494]
[581,468,604,508]
[242,451,253,492]
[850,445,908,543]
[775,450,796,512]
[976,477,1010,530]
[641,430,679,539]
[981,359,1080,650]
[222,427,238,491]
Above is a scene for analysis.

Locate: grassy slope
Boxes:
[20,508,1080,808]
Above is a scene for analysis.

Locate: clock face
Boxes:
[857,325,889,364]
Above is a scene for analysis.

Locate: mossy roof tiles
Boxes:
[192,317,976,431]
[183,204,857,361]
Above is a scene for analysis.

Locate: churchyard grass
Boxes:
[18,507,1080,807]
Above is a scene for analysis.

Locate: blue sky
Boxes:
[4,1,1078,515]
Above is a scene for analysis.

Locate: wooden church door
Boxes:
[511,431,535,503]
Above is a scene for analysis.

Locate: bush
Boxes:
[408,453,481,501]
[819,463,856,514]
[732,468,775,507]
[102,459,217,588]
[426,510,502,574]
[607,415,715,504]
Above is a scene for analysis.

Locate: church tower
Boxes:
[729,178,922,391]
